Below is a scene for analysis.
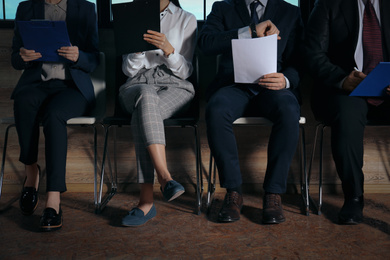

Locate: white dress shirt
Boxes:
[122,2,197,80]
[41,0,70,81]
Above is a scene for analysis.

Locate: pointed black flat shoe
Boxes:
[40,207,63,232]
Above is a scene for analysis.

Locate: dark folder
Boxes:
[349,62,390,97]
[17,20,71,62]
[112,0,160,55]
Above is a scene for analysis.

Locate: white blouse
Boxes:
[122,2,197,80]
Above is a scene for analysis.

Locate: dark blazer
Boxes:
[11,0,100,104]
[305,0,390,94]
[198,0,304,101]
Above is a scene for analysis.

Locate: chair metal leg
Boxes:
[308,123,325,215]
[0,124,15,201]
[194,125,203,215]
[207,153,217,211]
[96,124,117,213]
[299,125,309,216]
[318,125,325,215]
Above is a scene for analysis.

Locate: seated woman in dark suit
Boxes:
[11,0,99,231]
[118,0,197,226]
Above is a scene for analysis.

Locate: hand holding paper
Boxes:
[232,34,277,84]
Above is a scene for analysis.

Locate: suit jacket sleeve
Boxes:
[198,2,240,56]
[68,1,99,74]
[304,0,350,89]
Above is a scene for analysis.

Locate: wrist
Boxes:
[164,47,175,58]
[250,23,258,38]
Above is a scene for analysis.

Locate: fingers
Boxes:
[143,30,173,55]
[256,20,281,39]
[19,47,42,62]
[352,70,366,80]
[258,73,286,90]
[58,46,79,62]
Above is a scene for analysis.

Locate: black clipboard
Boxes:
[349,62,390,97]
[17,20,71,62]
[112,0,160,55]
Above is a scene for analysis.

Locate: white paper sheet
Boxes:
[232,34,277,84]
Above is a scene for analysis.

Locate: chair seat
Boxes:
[103,115,198,127]
[233,116,306,125]
[0,116,97,125]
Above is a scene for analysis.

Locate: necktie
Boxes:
[250,1,261,24]
[362,0,384,106]
[248,1,262,95]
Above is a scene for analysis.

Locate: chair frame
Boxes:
[206,116,309,215]
[307,119,390,215]
[0,52,106,213]
[97,55,203,214]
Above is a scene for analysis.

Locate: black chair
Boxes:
[97,54,203,214]
[0,52,106,211]
[308,118,390,215]
[207,116,309,215]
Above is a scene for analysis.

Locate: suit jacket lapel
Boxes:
[340,0,359,51]
[235,0,251,25]
[32,0,45,20]
[380,0,390,60]
[66,0,79,45]
[262,0,278,22]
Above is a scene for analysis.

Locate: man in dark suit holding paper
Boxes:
[198,0,303,224]
[305,0,390,224]
[11,0,99,231]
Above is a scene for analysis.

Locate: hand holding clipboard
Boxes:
[17,20,73,62]
[349,63,390,97]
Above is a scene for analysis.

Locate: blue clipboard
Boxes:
[349,62,390,97]
[17,20,71,62]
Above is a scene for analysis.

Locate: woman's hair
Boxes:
[171,0,182,8]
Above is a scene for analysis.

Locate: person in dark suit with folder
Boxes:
[198,0,303,224]
[11,0,99,231]
[305,0,390,224]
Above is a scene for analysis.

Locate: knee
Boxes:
[205,97,233,125]
[41,108,67,127]
[136,86,159,106]
[272,95,300,124]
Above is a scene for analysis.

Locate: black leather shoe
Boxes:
[262,193,285,224]
[40,207,63,232]
[338,196,364,225]
[218,191,243,223]
[19,165,41,215]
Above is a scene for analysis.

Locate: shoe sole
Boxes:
[40,223,62,232]
[218,217,240,223]
[122,219,152,227]
[262,218,286,224]
[167,189,185,202]
[339,218,362,225]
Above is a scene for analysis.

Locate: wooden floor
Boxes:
[0,191,389,259]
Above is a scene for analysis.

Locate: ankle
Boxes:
[24,164,40,189]
[137,202,154,215]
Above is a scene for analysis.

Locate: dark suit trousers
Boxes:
[206,85,300,194]
[13,80,89,192]
[313,94,390,199]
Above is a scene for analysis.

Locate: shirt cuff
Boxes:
[238,26,252,39]
[284,76,290,89]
